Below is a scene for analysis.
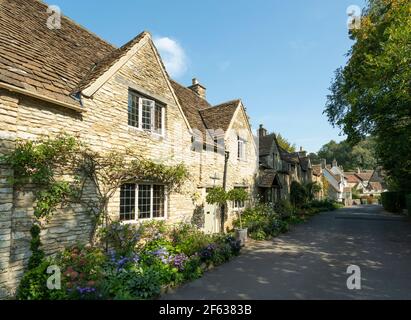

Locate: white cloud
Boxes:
[154,37,188,78]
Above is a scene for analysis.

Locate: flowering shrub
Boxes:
[17,223,242,300]
[233,203,292,240]
[100,222,140,256]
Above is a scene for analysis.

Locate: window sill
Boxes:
[127,125,165,138]
[120,217,167,225]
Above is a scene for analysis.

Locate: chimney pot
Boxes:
[321,159,326,169]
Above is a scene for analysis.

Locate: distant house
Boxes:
[258,126,288,203]
[345,168,387,197]
[311,164,324,200]
[257,125,313,205]
[321,159,351,204]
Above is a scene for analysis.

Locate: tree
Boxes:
[276,133,296,153]
[316,137,377,170]
[290,181,308,208]
[324,0,411,192]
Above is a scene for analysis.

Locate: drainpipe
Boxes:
[221,151,230,233]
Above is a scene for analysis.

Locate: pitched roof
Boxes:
[259,170,282,188]
[170,80,211,136]
[355,172,373,181]
[279,148,299,164]
[1,0,244,137]
[200,100,240,132]
[74,31,149,94]
[346,174,361,183]
[171,80,240,138]
[368,182,383,191]
[259,133,276,156]
[0,0,114,105]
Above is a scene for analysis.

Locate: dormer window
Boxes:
[128,90,165,135]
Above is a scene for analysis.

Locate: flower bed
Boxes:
[16,222,241,300]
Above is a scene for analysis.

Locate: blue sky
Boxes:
[46,0,366,153]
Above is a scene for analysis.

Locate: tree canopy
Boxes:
[276,133,296,153]
[324,0,411,192]
[309,137,377,170]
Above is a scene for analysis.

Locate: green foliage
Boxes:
[324,0,411,193]
[234,203,288,240]
[205,187,228,206]
[305,182,322,201]
[290,181,308,208]
[99,222,141,257]
[27,224,45,270]
[314,137,377,170]
[301,199,343,214]
[17,223,242,300]
[273,199,294,218]
[0,135,80,187]
[227,188,249,203]
[16,259,67,300]
[381,191,406,213]
[276,133,296,153]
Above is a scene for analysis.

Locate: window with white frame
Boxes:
[233,187,246,210]
[128,90,165,135]
[120,183,166,221]
[237,136,246,160]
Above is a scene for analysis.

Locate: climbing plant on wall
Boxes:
[0,134,190,263]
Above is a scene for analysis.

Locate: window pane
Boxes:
[142,99,154,130]
[128,93,139,128]
[120,184,136,221]
[154,104,163,134]
[153,185,165,218]
[138,184,151,219]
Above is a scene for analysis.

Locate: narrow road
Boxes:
[164,205,411,300]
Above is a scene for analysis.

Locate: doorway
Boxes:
[204,188,220,234]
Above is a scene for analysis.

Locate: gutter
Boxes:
[0,82,85,113]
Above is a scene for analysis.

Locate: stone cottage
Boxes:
[0,0,258,297]
[257,125,313,205]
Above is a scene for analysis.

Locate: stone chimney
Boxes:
[188,78,206,99]
[357,167,361,174]
[298,146,307,157]
[258,124,267,138]
[321,159,326,169]
[332,159,338,167]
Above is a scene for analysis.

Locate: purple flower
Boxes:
[151,247,172,264]
[173,253,188,271]
[77,286,96,295]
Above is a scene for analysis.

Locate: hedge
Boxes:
[381,192,405,213]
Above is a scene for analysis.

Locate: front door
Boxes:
[204,188,219,234]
